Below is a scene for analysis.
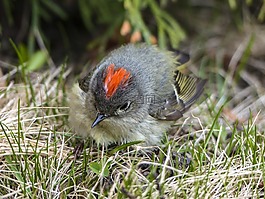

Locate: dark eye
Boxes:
[119,101,131,112]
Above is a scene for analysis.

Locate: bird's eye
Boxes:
[118,101,131,112]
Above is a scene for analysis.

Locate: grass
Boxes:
[0,47,265,198]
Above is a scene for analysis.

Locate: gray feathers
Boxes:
[70,43,207,146]
[149,71,207,121]
[79,43,206,123]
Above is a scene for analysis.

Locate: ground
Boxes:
[0,36,265,197]
[0,1,265,198]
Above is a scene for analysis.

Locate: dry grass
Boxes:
[0,46,265,198]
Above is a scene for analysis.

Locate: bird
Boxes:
[68,43,206,146]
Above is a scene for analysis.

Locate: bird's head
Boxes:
[89,63,141,127]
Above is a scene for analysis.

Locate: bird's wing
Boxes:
[149,71,207,121]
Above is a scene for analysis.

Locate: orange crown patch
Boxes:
[104,64,131,99]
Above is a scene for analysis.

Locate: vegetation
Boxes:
[0,0,265,198]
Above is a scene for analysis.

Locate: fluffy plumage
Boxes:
[69,43,206,146]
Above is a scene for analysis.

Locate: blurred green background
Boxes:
[0,0,264,75]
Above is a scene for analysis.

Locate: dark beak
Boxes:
[91,113,107,128]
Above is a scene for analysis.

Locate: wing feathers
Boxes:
[174,71,206,109]
[149,70,206,121]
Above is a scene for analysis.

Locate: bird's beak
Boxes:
[91,113,107,128]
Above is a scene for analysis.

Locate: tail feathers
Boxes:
[173,50,190,66]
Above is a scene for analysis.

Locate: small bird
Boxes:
[69,43,206,146]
